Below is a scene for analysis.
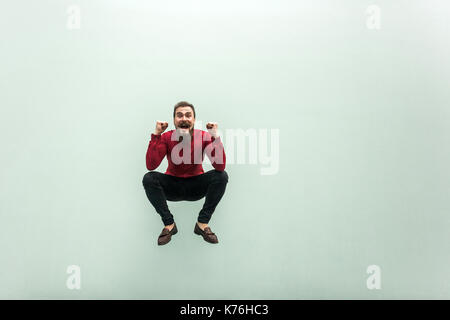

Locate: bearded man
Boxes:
[142,101,228,245]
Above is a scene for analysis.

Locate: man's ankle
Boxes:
[197,222,208,230]
[165,223,175,231]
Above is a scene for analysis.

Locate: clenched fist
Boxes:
[206,122,219,138]
[154,120,168,135]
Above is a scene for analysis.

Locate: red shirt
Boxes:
[146,129,226,178]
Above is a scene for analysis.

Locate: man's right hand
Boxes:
[154,121,168,135]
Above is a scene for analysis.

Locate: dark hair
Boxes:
[173,101,196,118]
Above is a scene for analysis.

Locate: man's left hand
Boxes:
[206,122,219,138]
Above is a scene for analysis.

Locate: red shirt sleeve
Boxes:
[146,133,167,170]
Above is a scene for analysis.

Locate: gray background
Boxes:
[0,0,449,299]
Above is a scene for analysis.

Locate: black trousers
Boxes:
[142,170,229,226]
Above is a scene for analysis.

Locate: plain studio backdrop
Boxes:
[1,0,449,299]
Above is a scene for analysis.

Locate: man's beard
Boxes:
[175,123,193,142]
[176,122,193,136]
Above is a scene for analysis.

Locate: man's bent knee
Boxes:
[212,170,228,184]
[142,171,160,188]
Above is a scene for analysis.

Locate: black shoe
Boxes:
[158,223,178,245]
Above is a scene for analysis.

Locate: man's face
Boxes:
[174,106,195,135]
